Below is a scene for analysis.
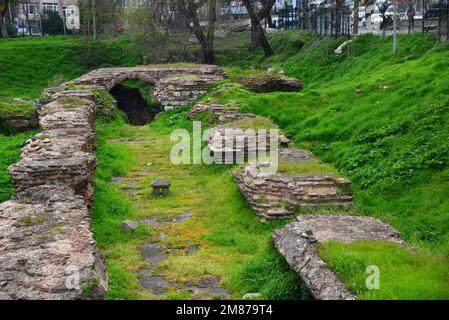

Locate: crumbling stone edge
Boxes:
[0,64,226,300]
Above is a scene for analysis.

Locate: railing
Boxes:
[273,2,449,41]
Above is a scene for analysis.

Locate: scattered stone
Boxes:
[279,148,314,163]
[272,214,409,300]
[140,243,166,265]
[185,245,199,255]
[141,218,162,227]
[159,232,169,241]
[173,211,192,223]
[140,276,174,295]
[279,135,292,147]
[120,220,139,231]
[152,177,171,197]
[186,278,229,300]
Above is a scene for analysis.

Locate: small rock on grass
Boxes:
[120,220,139,231]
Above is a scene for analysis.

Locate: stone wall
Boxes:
[1,113,39,133]
[234,160,353,221]
[45,65,226,111]
[188,103,256,122]
[1,91,106,299]
[272,214,409,300]
[0,64,226,300]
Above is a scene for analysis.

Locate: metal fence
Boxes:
[278,5,354,37]
[275,2,449,41]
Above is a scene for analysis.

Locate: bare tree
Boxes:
[0,0,9,37]
[353,0,359,35]
[242,0,274,56]
[179,0,217,64]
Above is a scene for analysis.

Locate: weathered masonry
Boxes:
[0,65,226,300]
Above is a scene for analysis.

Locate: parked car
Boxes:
[384,5,408,20]
[371,13,384,25]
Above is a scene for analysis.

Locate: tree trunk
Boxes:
[0,16,8,38]
[335,0,343,37]
[182,0,216,64]
[353,0,359,35]
[250,24,258,49]
[302,0,309,29]
[243,0,274,56]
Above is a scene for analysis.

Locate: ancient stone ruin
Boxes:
[273,214,409,300]
[236,74,302,93]
[188,103,256,122]
[47,65,226,111]
[0,64,226,300]
[234,149,353,221]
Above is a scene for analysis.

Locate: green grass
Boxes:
[207,32,449,254]
[92,108,307,300]
[2,30,449,299]
[0,101,35,117]
[0,35,141,102]
[278,158,341,177]
[319,241,449,300]
[0,131,36,202]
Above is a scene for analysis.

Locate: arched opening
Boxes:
[110,80,162,126]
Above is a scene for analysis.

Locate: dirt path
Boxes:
[105,134,231,299]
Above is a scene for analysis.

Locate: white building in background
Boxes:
[15,0,80,35]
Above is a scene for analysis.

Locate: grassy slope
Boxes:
[211,31,449,298]
[1,31,448,299]
[94,110,309,299]
[0,36,140,102]
[213,31,449,252]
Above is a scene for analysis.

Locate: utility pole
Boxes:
[92,0,97,41]
[393,0,397,54]
[8,3,12,23]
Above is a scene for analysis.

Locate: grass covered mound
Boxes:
[0,101,35,117]
[319,241,449,300]
[211,32,449,254]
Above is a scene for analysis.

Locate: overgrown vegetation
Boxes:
[319,241,449,299]
[0,131,35,202]
[93,107,305,299]
[1,29,449,299]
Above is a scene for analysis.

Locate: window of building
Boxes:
[43,3,58,12]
